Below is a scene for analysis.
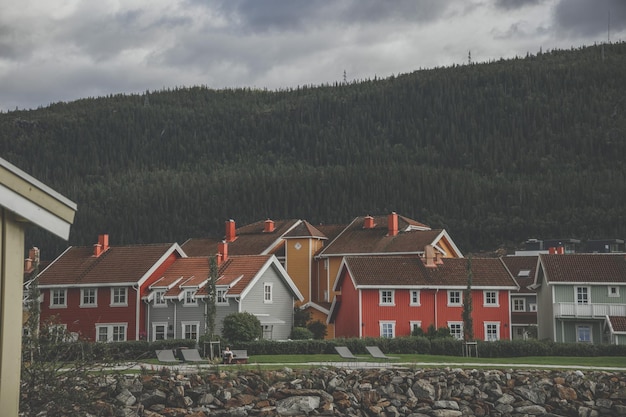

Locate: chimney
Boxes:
[93,234,109,257]
[387,212,398,236]
[363,215,375,229]
[423,245,437,268]
[225,219,236,242]
[435,250,444,265]
[29,247,40,264]
[264,219,275,233]
[217,240,228,265]
[549,246,565,255]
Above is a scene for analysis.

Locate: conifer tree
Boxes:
[462,256,474,342]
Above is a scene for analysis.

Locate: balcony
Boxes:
[554,302,626,318]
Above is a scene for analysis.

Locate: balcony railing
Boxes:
[554,302,626,318]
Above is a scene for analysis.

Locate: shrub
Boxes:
[291,327,314,340]
[222,312,262,343]
[307,320,328,340]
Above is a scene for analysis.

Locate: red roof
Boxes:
[283,221,327,239]
[609,316,626,333]
[540,254,626,283]
[182,219,300,257]
[153,257,210,297]
[38,243,179,286]
[502,255,539,294]
[341,256,517,289]
[195,255,273,297]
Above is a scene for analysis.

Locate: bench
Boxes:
[223,349,249,364]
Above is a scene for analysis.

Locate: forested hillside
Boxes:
[2,43,625,259]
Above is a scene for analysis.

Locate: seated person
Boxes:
[223,346,234,364]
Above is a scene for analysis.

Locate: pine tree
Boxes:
[462,256,474,342]
[205,257,218,340]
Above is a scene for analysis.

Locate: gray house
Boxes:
[502,255,538,340]
[145,252,303,343]
[532,253,626,344]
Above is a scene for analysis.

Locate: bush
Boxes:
[222,312,262,343]
[306,320,328,339]
[290,327,314,340]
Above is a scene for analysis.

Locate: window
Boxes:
[410,321,422,335]
[576,287,589,304]
[484,322,500,341]
[50,289,67,308]
[81,288,97,307]
[448,290,461,306]
[410,290,421,306]
[184,289,197,306]
[577,325,592,343]
[484,290,498,306]
[380,321,395,338]
[517,269,531,278]
[529,303,537,312]
[262,325,273,339]
[111,287,127,306]
[379,290,394,306]
[608,286,620,297]
[154,290,166,307]
[512,298,526,312]
[152,323,167,341]
[264,283,273,303]
[448,322,463,340]
[217,289,228,304]
[96,323,127,342]
[182,322,199,341]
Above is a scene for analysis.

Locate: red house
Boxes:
[330,252,518,341]
[37,234,185,341]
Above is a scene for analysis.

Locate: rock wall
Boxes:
[46,366,626,416]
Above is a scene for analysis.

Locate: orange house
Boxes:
[330,255,518,340]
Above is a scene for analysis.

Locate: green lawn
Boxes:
[246,354,626,369]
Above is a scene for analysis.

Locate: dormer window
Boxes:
[517,270,531,278]
[184,289,197,306]
[154,290,166,307]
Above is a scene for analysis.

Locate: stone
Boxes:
[275,396,321,416]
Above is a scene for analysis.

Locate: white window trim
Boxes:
[216,288,229,305]
[153,290,167,307]
[512,297,526,312]
[379,321,396,338]
[575,286,590,305]
[181,321,200,342]
[410,320,422,333]
[96,323,127,342]
[50,289,67,308]
[576,324,592,343]
[410,290,421,306]
[447,290,462,307]
[264,283,273,304]
[447,321,463,340]
[484,322,500,342]
[110,287,128,307]
[152,322,168,341]
[379,289,395,306]
[80,288,98,308]
[183,289,198,306]
[529,303,537,312]
[608,286,620,298]
[483,290,499,307]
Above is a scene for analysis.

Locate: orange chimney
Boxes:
[549,246,565,255]
[435,250,444,265]
[363,215,375,229]
[94,234,109,257]
[225,219,236,242]
[387,212,398,236]
[217,240,228,265]
[423,245,437,268]
[264,219,275,233]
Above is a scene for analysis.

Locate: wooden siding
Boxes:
[148,302,175,340]
[215,300,239,336]
[239,264,295,340]
[334,270,360,338]
[285,238,316,305]
[557,319,603,344]
[175,299,207,340]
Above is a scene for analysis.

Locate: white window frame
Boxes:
[512,297,526,312]
[576,286,590,304]
[380,321,395,338]
[50,289,67,308]
[448,321,463,340]
[181,321,200,342]
[183,289,197,306]
[529,303,537,312]
[80,288,97,308]
[410,290,421,306]
[576,324,592,343]
[410,321,422,334]
[264,283,273,303]
[379,289,395,306]
[608,286,620,298]
[216,288,228,305]
[153,290,167,307]
[484,322,500,341]
[152,322,168,341]
[110,287,128,306]
[447,290,462,306]
[483,290,499,307]
[96,323,127,342]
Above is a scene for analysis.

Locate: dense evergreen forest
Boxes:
[2,43,626,260]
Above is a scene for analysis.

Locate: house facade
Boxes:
[330,254,518,340]
[533,253,626,344]
[502,255,539,339]
[37,235,185,342]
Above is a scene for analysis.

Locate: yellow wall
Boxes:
[286,238,324,306]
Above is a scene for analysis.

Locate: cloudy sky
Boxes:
[1,0,624,112]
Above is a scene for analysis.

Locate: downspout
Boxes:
[359,290,362,338]
[133,284,139,340]
[173,303,177,339]
[434,289,439,329]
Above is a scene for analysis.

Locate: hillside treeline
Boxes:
[1,43,625,259]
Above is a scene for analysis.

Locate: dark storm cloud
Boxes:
[495,0,543,12]
[553,0,626,38]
